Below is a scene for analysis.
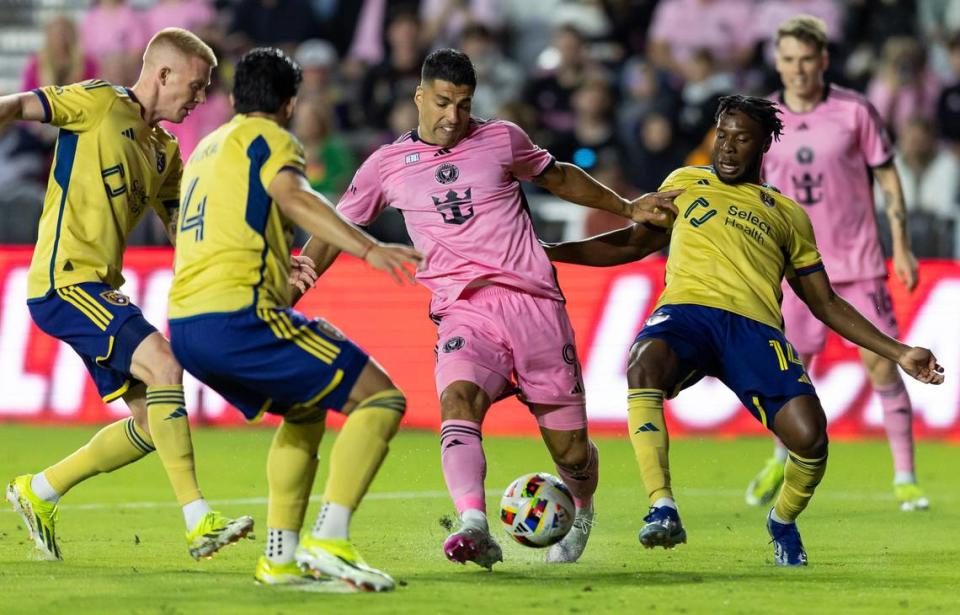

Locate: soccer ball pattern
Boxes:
[499,472,575,548]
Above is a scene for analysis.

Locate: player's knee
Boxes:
[135,341,183,386]
[788,423,829,459]
[627,339,679,390]
[627,351,667,389]
[551,440,590,470]
[440,382,488,422]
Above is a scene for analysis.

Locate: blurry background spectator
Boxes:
[292,97,355,201]
[227,0,319,55]
[0,119,45,243]
[419,0,503,51]
[551,76,623,171]
[524,24,598,136]
[22,15,98,92]
[876,115,960,258]
[146,0,216,34]
[458,23,522,119]
[0,0,957,256]
[867,36,941,137]
[937,32,960,157]
[647,0,754,80]
[360,8,424,130]
[80,0,149,84]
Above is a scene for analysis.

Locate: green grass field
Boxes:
[1,424,957,614]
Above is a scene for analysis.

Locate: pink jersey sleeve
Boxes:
[503,121,554,181]
[856,98,895,168]
[336,148,388,226]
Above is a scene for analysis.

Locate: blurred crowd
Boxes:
[2,0,960,257]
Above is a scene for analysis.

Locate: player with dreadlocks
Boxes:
[546,95,944,566]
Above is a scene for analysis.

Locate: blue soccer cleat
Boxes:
[639,505,687,549]
[766,509,807,566]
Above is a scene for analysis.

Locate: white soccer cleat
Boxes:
[546,503,594,563]
[295,536,395,592]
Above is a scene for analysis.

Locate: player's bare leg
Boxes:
[859,347,927,510]
[626,339,687,549]
[536,411,598,563]
[767,396,829,566]
[439,380,503,570]
[747,353,816,507]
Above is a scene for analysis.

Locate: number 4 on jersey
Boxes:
[179,177,206,241]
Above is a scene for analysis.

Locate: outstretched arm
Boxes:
[532,161,680,224]
[788,269,943,384]
[545,223,670,267]
[269,171,421,287]
[0,92,46,129]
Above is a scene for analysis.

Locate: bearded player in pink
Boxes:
[745,16,927,512]
[303,49,679,568]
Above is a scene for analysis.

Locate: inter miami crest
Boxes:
[442,336,465,353]
[435,163,459,184]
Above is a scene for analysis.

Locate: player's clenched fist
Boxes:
[363,243,423,284]
[897,347,945,385]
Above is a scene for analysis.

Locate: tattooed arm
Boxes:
[874,161,918,291]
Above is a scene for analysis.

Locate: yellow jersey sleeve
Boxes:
[34,81,116,132]
[258,128,306,190]
[782,201,824,278]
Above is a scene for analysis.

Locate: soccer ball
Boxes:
[499,472,575,548]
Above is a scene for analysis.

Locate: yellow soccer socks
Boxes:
[627,389,673,504]
[146,385,203,507]
[45,417,154,496]
[773,452,827,523]
[315,389,405,538]
[265,418,326,564]
[267,419,325,531]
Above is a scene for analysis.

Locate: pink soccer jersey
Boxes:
[763,85,895,283]
[337,119,564,314]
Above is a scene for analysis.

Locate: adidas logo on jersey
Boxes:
[634,422,660,433]
[121,127,135,140]
[797,122,810,131]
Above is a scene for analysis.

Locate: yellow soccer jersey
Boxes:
[168,115,305,319]
[27,80,182,300]
[654,166,824,330]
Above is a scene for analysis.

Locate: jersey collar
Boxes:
[124,87,147,121]
[778,82,831,112]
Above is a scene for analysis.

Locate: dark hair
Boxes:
[716,95,784,142]
[421,48,476,88]
[233,47,303,114]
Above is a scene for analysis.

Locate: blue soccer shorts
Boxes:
[169,307,369,422]
[28,282,158,402]
[634,303,817,430]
